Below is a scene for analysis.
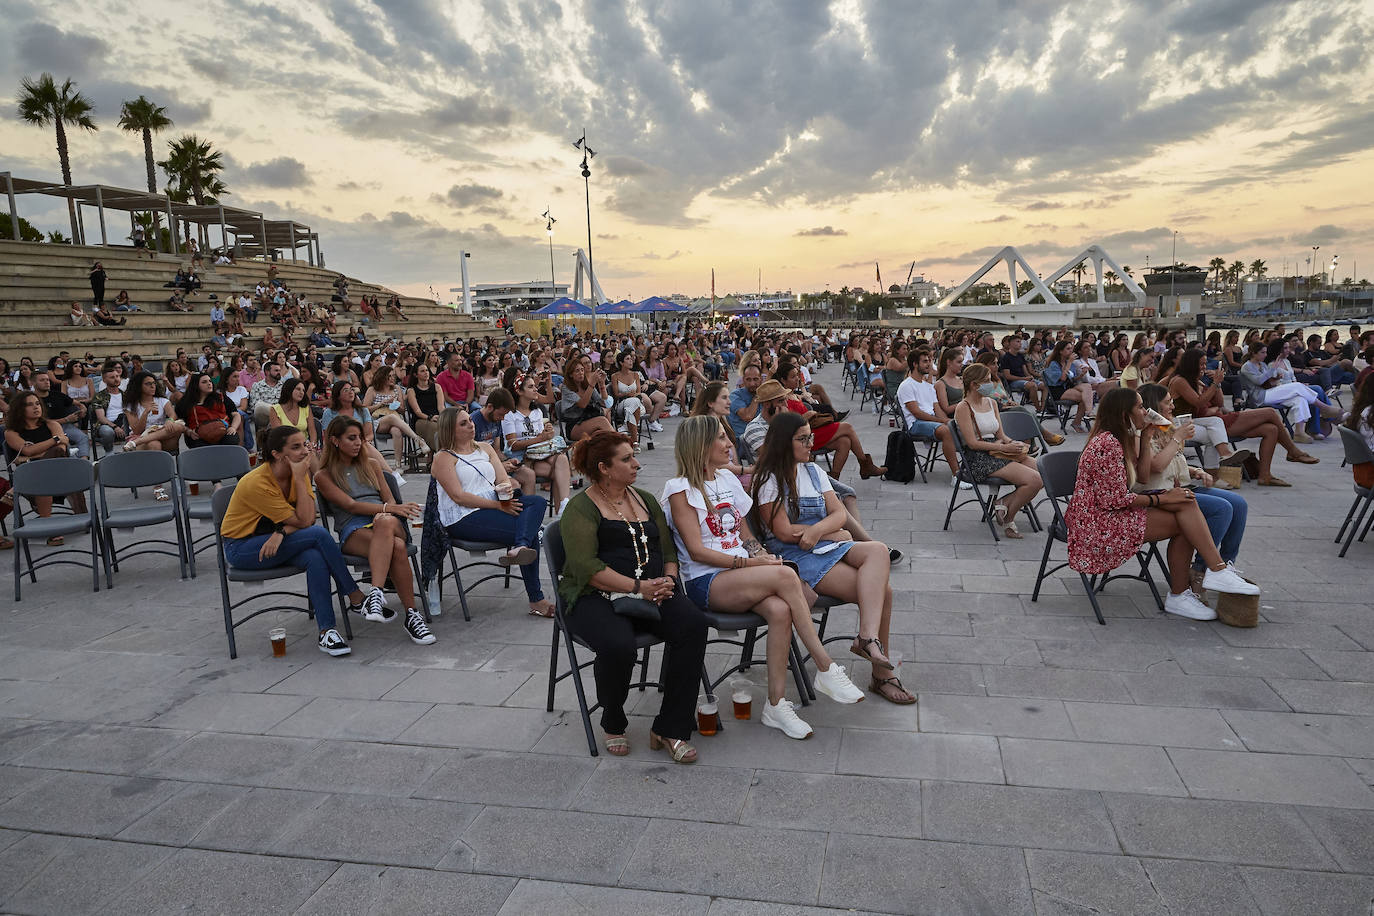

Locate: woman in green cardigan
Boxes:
[558,429,709,763]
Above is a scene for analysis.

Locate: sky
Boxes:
[2,0,1373,303]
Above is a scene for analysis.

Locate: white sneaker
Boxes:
[813,663,865,704]
[761,698,813,739]
[393,473,407,487]
[952,477,973,490]
[1201,565,1260,596]
[649,421,664,432]
[556,497,570,516]
[1164,589,1217,621]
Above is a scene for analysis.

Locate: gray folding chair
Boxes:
[432,529,514,623]
[9,457,108,601]
[95,450,189,580]
[1335,425,1374,558]
[943,420,1040,541]
[178,445,252,578]
[211,485,352,659]
[317,471,432,621]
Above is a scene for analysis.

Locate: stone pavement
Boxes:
[1,362,1371,915]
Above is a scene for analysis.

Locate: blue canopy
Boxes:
[533,297,593,315]
[633,296,686,313]
[602,299,638,314]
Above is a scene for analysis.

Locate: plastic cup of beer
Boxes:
[729,677,752,720]
[696,695,719,735]
[248,453,258,467]
[269,627,287,657]
[496,481,514,504]
[189,482,201,496]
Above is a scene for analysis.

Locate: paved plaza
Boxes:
[1,362,1372,915]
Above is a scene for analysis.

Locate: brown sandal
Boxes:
[850,637,894,671]
[1286,452,1320,464]
[870,675,917,705]
[0,536,12,550]
[649,731,698,763]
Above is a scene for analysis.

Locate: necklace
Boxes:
[599,484,650,578]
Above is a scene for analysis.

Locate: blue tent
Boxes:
[633,296,686,313]
[533,297,593,315]
[602,299,638,314]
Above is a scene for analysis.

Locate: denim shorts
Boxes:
[684,571,720,609]
[908,419,942,438]
[1008,379,1030,391]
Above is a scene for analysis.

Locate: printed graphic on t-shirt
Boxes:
[705,485,742,549]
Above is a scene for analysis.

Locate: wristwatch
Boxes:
[273,522,286,535]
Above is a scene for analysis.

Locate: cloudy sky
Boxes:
[3,0,1373,301]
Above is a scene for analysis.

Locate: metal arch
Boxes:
[936,245,1061,309]
[1040,244,1146,307]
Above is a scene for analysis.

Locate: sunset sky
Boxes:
[3,0,1372,302]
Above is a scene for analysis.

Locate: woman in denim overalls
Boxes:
[750,412,916,705]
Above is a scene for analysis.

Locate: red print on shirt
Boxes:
[706,500,742,550]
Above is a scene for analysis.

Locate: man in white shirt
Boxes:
[896,347,959,475]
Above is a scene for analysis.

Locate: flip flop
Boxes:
[500,546,538,566]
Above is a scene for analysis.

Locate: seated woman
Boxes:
[973,353,1065,445]
[1164,349,1254,476]
[559,357,615,442]
[556,429,709,761]
[1137,385,1249,602]
[952,364,1044,539]
[1118,348,1155,389]
[664,415,865,742]
[220,426,368,657]
[505,374,572,515]
[1260,338,1345,440]
[321,380,393,476]
[1345,380,1374,490]
[363,366,431,464]
[430,407,553,617]
[316,417,435,646]
[774,364,885,479]
[120,371,186,452]
[1241,341,1345,444]
[182,372,243,448]
[1066,387,1260,622]
[1071,339,1117,404]
[268,378,322,470]
[1044,341,1095,432]
[3,391,87,546]
[750,412,914,705]
[405,362,447,455]
[691,381,746,477]
[609,350,663,450]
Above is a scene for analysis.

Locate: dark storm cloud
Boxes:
[13,22,108,75]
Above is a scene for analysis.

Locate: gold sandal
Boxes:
[604,734,630,757]
[649,731,698,764]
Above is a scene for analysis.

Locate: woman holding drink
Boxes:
[430,407,552,617]
[556,429,708,762]
[664,415,865,742]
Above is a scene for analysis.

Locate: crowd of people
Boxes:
[2,316,1371,763]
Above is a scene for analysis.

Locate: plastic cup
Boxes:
[189,482,200,496]
[729,677,752,720]
[270,627,287,657]
[248,453,258,467]
[696,695,719,735]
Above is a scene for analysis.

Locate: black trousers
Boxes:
[567,591,708,740]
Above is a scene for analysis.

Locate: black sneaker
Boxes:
[360,586,396,623]
[888,548,903,564]
[404,608,436,645]
[318,628,352,656]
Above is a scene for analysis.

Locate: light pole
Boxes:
[573,131,597,331]
[542,207,557,295]
[1169,230,1177,310]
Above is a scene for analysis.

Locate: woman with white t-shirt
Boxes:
[504,375,572,515]
[750,412,913,705]
[663,416,865,741]
[121,370,185,452]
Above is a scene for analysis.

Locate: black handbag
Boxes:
[610,596,661,623]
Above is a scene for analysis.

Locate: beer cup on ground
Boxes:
[729,676,752,720]
[696,695,719,735]
[269,627,287,657]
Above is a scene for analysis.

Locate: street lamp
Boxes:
[572,130,597,330]
[541,207,556,294]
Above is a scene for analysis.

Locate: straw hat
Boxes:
[754,379,789,402]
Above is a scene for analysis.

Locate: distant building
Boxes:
[450,281,569,313]
[1143,266,1206,316]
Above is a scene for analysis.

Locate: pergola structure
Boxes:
[1,170,321,265]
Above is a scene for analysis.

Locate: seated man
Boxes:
[998,335,1046,411]
[897,347,961,479]
[751,377,884,479]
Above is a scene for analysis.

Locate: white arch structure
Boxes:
[571,248,609,305]
[935,243,1145,309]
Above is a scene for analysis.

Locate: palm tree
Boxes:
[1105,270,1119,291]
[16,73,97,242]
[1248,259,1267,279]
[1209,257,1226,293]
[1228,260,1244,288]
[160,134,227,250]
[118,96,172,241]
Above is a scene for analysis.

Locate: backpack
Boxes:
[882,429,916,483]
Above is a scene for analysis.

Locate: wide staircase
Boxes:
[0,240,491,364]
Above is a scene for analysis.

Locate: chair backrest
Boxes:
[881,369,906,398]
[1037,449,1081,503]
[544,518,566,574]
[11,456,95,499]
[999,406,1042,446]
[178,444,251,483]
[1338,423,1374,466]
[211,483,238,527]
[96,449,177,489]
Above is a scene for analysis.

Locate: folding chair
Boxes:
[95,450,190,580]
[542,520,712,756]
[1335,425,1374,558]
[431,527,514,623]
[316,470,433,621]
[942,421,1040,542]
[701,607,816,708]
[785,595,856,702]
[875,370,905,426]
[9,458,108,601]
[1032,451,1165,625]
[210,485,352,659]
[178,444,253,578]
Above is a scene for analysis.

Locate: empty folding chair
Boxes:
[95,450,190,581]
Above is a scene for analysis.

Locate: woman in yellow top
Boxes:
[267,378,320,470]
[220,425,367,657]
[1118,348,1155,389]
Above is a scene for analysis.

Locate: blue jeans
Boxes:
[223,525,359,631]
[444,495,548,601]
[1192,487,1248,568]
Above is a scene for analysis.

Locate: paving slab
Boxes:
[394,703,557,751]
[101,846,339,916]
[621,819,827,905]
[0,834,176,916]
[1025,849,1167,916]
[1266,678,1374,716]
[1118,672,1291,710]
[413,749,596,808]
[447,806,648,884]
[497,878,707,916]
[1239,866,1374,916]
[1137,859,1261,915]
[818,831,1032,915]
[1001,737,1187,795]
[1296,805,1374,874]
[266,695,433,741]
[1168,747,1374,807]
[139,689,312,733]
[571,757,754,823]
[381,667,530,705]
[1063,700,1244,749]
[297,863,517,915]
[837,728,1004,782]
[140,730,318,784]
[273,793,480,867]
[739,770,922,838]
[0,770,181,837]
[1222,709,1374,757]
[980,665,1132,702]
[922,781,1118,853]
[9,722,194,775]
[115,782,248,845]
[918,693,1075,739]
[262,738,453,797]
